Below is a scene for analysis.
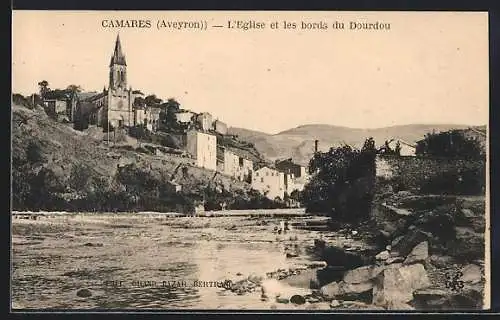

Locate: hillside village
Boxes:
[19,35,310,207]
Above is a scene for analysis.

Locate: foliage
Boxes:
[303,137,377,222]
[415,130,484,159]
[38,80,50,98]
[144,94,163,107]
[159,98,181,132]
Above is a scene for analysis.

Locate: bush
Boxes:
[419,167,485,195]
[416,130,484,159]
[303,138,377,223]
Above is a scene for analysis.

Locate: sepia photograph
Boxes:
[11,10,490,311]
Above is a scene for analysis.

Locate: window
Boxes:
[255,172,259,177]
[261,178,264,183]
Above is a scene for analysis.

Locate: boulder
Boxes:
[391,229,430,258]
[376,250,390,261]
[448,227,485,262]
[290,295,306,305]
[391,236,405,248]
[321,246,366,270]
[403,241,429,265]
[373,263,431,307]
[76,288,92,298]
[276,297,289,304]
[343,265,385,284]
[320,280,374,303]
[460,264,482,285]
[429,255,457,268]
[386,257,404,265]
[412,288,449,309]
[412,287,483,310]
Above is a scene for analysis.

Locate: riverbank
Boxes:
[12,213,336,309]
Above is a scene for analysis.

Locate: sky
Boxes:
[12,11,489,134]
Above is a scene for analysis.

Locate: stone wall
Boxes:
[376,155,486,195]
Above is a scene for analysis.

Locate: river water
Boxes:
[12,211,336,310]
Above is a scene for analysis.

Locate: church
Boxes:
[78,34,144,130]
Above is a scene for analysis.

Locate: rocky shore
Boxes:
[219,193,486,310]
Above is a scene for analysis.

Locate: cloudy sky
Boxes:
[12,11,488,134]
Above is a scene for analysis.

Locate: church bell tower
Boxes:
[109,34,127,90]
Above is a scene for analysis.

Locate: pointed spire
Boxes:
[110,34,127,67]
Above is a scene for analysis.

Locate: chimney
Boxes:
[314,140,319,153]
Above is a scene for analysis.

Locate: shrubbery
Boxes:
[302,138,377,223]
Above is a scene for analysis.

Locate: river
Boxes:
[12,210,340,310]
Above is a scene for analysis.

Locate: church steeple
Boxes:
[109,34,127,90]
[109,34,127,67]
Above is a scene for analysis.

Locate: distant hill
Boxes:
[229,123,483,166]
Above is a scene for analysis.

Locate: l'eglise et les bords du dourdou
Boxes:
[41,34,310,206]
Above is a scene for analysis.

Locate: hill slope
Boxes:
[229,123,479,166]
[11,104,261,211]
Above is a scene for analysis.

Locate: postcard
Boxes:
[11,10,490,311]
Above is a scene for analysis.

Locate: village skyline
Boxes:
[12,11,488,134]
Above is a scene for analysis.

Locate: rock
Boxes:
[391,229,429,258]
[397,190,413,197]
[448,227,485,262]
[330,299,341,308]
[84,242,103,247]
[307,261,327,269]
[247,274,263,284]
[320,280,374,302]
[319,281,342,298]
[429,255,456,268]
[305,302,331,310]
[386,257,404,264]
[460,264,482,284]
[321,246,365,270]
[286,253,299,258]
[340,301,385,310]
[412,288,449,309]
[391,235,404,248]
[386,300,415,310]
[403,241,429,265]
[276,297,289,304]
[351,230,358,236]
[343,265,385,284]
[76,288,92,298]
[385,245,392,251]
[373,263,431,307]
[290,295,306,305]
[236,272,242,276]
[306,297,320,303]
[412,287,483,310]
[376,250,390,261]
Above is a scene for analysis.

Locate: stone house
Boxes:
[186,130,217,171]
[196,112,213,131]
[252,166,285,200]
[43,89,78,122]
[213,119,228,135]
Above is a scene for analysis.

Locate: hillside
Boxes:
[229,123,480,166]
[11,104,276,212]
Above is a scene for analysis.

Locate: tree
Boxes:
[303,138,377,223]
[415,130,483,159]
[134,96,145,107]
[66,84,83,93]
[38,80,50,98]
[144,94,162,107]
[160,98,181,132]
